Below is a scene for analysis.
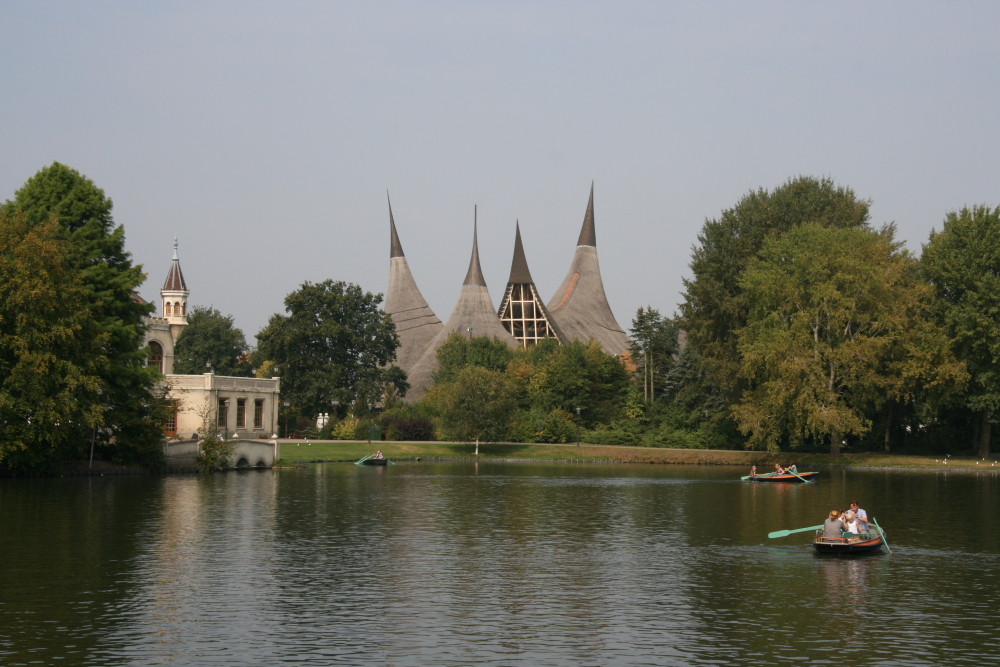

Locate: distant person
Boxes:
[823,510,845,539]
[848,501,869,531]
[750,465,757,478]
[774,464,785,474]
[786,463,798,473]
[374,450,384,459]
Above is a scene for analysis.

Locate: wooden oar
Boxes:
[768,524,823,539]
[354,454,373,465]
[872,516,892,554]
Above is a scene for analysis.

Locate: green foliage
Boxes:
[629,307,679,404]
[680,176,871,430]
[732,223,962,456]
[432,333,515,383]
[1,164,161,472]
[426,366,516,442]
[197,433,235,472]
[332,417,361,440]
[922,204,1000,457]
[174,306,250,376]
[510,408,580,443]
[256,279,403,420]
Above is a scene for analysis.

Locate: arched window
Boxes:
[164,302,172,316]
[148,341,164,373]
[180,302,186,316]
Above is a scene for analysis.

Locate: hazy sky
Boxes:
[4,2,998,340]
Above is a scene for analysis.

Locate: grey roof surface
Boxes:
[384,199,443,373]
[404,218,519,400]
[546,185,629,356]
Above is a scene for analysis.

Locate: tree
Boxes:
[732,223,962,456]
[922,205,1000,458]
[2,163,161,470]
[255,280,403,419]
[174,306,250,376]
[427,366,516,443]
[629,307,679,404]
[432,333,515,384]
[680,177,871,426]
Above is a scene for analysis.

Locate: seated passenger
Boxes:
[822,510,845,539]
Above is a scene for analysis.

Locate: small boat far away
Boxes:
[741,471,819,483]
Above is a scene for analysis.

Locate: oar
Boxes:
[872,516,892,554]
[354,454,373,465]
[768,524,823,539]
[786,469,812,484]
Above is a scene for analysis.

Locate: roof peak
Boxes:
[576,182,596,247]
[462,205,487,286]
[388,192,404,258]
[506,221,534,284]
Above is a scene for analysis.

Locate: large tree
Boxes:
[174,306,250,376]
[256,280,404,419]
[426,366,517,443]
[629,307,679,405]
[680,177,871,414]
[922,205,1000,458]
[732,223,963,456]
[2,163,161,470]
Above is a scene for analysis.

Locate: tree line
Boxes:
[3,167,997,474]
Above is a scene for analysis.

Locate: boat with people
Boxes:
[355,451,390,466]
[741,471,818,483]
[814,524,886,555]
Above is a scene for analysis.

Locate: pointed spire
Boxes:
[507,221,534,284]
[388,192,404,259]
[576,181,597,247]
[463,205,487,286]
[162,238,188,292]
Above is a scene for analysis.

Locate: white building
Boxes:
[145,241,281,440]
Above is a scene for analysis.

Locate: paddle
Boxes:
[786,468,812,484]
[354,454,373,465]
[768,524,823,539]
[872,515,892,554]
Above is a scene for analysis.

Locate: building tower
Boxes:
[405,207,519,400]
[497,222,564,347]
[546,184,629,356]
[384,195,443,374]
[161,238,189,345]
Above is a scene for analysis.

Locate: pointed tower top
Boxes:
[463,205,487,286]
[507,221,534,284]
[576,181,596,247]
[162,238,188,292]
[388,192,405,259]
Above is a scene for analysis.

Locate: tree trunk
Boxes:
[829,429,841,457]
[979,412,992,459]
[882,407,892,453]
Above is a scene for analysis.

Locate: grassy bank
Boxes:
[274,439,999,471]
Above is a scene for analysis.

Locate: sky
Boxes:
[3,1,999,341]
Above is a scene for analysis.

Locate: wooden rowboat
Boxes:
[814,526,886,555]
[741,471,818,483]
[362,457,388,466]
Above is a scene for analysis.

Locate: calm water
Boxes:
[2,461,999,665]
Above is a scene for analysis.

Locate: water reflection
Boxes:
[1,464,999,665]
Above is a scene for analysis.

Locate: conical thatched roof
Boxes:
[384,197,442,374]
[546,184,629,356]
[405,210,519,400]
[497,222,564,346]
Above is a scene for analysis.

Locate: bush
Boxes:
[332,418,360,440]
[510,409,579,443]
[382,417,435,441]
[197,434,235,471]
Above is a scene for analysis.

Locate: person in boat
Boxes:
[774,464,785,475]
[842,511,862,535]
[848,501,869,532]
[374,450,384,459]
[822,510,846,539]
[750,465,757,478]
[786,463,798,473]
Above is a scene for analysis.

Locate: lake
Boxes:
[2,461,998,665]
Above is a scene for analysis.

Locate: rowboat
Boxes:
[741,471,818,483]
[814,525,886,555]
[362,457,388,466]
